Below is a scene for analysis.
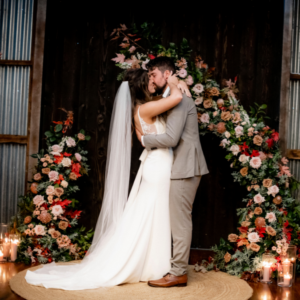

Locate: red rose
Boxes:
[48,257,52,263]
[148,54,155,60]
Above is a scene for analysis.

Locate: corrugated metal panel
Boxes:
[0,66,30,135]
[0,0,34,60]
[291,0,300,73]
[0,144,26,224]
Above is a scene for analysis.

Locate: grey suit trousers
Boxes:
[169,175,201,276]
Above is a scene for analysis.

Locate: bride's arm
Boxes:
[139,74,182,120]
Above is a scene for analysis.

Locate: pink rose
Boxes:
[265,212,277,223]
[259,151,267,161]
[194,97,203,105]
[192,83,204,95]
[250,157,262,169]
[33,173,42,181]
[34,225,46,236]
[66,137,76,147]
[235,125,244,137]
[267,185,279,197]
[185,75,194,86]
[217,99,224,107]
[48,171,59,182]
[46,185,55,195]
[50,144,63,156]
[254,193,265,204]
[75,153,82,162]
[248,232,260,243]
[51,205,64,217]
[33,195,45,206]
[200,113,210,124]
[177,68,187,78]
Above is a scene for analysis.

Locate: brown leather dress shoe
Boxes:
[148,273,187,287]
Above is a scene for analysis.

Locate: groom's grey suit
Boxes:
[143,93,209,276]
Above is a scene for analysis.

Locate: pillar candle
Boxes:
[0,250,4,262]
[3,238,10,258]
[263,264,270,281]
[10,240,18,262]
[282,259,291,274]
[283,274,292,286]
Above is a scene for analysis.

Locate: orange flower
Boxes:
[253,135,263,146]
[263,179,272,188]
[228,234,238,242]
[240,167,248,177]
[203,99,213,109]
[255,217,266,228]
[254,207,263,215]
[221,111,232,121]
[216,122,226,134]
[250,242,260,252]
[266,226,276,236]
[224,252,231,263]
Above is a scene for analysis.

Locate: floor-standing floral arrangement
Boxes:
[11,110,94,264]
[111,23,300,277]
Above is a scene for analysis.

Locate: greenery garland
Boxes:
[10,110,94,264]
[111,23,300,277]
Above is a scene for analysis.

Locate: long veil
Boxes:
[87,81,132,255]
[24,82,133,289]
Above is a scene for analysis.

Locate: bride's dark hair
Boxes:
[123,68,151,108]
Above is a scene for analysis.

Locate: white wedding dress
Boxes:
[25,107,173,290]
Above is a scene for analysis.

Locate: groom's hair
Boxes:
[146,57,176,75]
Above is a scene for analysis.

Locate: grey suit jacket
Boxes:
[143,94,209,179]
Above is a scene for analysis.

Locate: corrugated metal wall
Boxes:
[0,0,34,224]
[288,0,300,201]
[0,0,34,60]
[0,144,26,223]
[0,66,30,135]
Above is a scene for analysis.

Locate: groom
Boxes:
[136,57,209,287]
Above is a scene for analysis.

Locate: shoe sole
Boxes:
[148,283,187,288]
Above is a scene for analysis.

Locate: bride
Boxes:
[24,68,186,290]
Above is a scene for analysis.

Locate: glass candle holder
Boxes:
[0,224,9,247]
[277,261,293,287]
[260,253,275,283]
[9,234,20,262]
[281,245,297,284]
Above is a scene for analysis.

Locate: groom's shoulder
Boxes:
[181,93,195,108]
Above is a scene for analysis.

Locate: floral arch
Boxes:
[111,23,300,277]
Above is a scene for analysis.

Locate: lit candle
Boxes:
[0,250,4,262]
[10,239,19,262]
[282,259,291,274]
[262,262,271,282]
[3,238,10,258]
[283,273,292,286]
[290,257,296,263]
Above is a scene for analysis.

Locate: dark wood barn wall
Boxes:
[39,0,284,249]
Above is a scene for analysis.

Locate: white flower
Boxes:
[61,180,68,188]
[254,193,265,204]
[239,154,250,164]
[200,113,210,124]
[272,246,277,251]
[177,68,187,78]
[267,185,279,197]
[61,157,72,167]
[250,157,262,169]
[34,225,46,236]
[253,123,257,127]
[51,205,64,217]
[277,249,282,254]
[50,144,63,156]
[192,83,204,95]
[230,144,240,156]
[265,212,277,223]
[48,171,59,182]
[248,232,260,243]
[220,139,230,148]
[224,131,231,139]
[141,59,150,70]
[194,97,203,105]
[235,125,244,137]
[66,137,76,147]
[241,121,246,125]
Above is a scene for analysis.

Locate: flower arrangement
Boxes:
[10,109,94,264]
[111,23,300,277]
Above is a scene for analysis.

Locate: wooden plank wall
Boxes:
[39,0,284,249]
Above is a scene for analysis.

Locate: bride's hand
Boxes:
[167,72,179,86]
[177,80,192,98]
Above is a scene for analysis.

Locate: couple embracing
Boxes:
[25,57,209,290]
